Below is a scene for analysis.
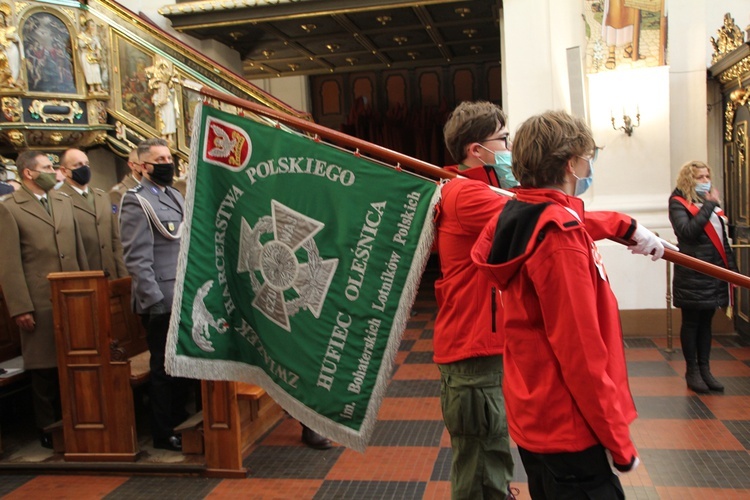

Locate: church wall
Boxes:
[502,0,748,324]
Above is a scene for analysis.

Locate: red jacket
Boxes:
[433,174,509,364]
[434,166,637,365]
[470,188,638,466]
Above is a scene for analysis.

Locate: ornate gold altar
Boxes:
[708,13,750,337]
[0,0,307,165]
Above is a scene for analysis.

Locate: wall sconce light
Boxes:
[611,107,640,136]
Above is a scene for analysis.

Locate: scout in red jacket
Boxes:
[471,110,651,499]
[436,103,665,500]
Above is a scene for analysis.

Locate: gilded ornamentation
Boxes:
[719,56,750,84]
[60,7,77,23]
[711,13,745,64]
[725,101,735,142]
[49,131,64,143]
[1,95,20,121]
[28,99,83,123]
[115,120,127,141]
[87,100,106,124]
[91,131,107,145]
[146,55,180,144]
[160,0,302,16]
[737,123,747,172]
[115,120,144,149]
[0,3,22,88]
[6,128,23,147]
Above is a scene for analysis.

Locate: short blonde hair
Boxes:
[676,160,712,204]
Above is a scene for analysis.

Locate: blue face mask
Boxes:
[695,181,711,194]
[480,145,519,189]
[573,158,594,196]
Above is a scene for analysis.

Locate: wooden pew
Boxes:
[201,380,283,477]
[0,286,30,454]
[48,271,148,462]
[48,271,284,474]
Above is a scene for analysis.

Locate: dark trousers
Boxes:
[141,313,190,441]
[679,308,716,366]
[518,445,624,500]
[29,368,61,430]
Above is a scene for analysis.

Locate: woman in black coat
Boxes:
[669,161,738,393]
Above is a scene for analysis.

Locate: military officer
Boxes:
[58,148,128,278]
[109,148,141,215]
[0,150,88,448]
[119,137,188,452]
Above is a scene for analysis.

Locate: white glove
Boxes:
[607,450,641,476]
[627,224,665,261]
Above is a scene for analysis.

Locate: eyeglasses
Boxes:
[480,135,511,149]
[579,147,601,163]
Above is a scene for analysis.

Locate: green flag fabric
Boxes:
[166,104,439,451]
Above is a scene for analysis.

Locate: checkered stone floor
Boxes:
[2,266,750,499]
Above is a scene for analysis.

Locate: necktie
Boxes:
[165,188,180,209]
[82,190,94,208]
[40,196,50,215]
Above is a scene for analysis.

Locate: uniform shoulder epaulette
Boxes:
[57,191,71,198]
[129,184,144,193]
[109,182,123,193]
[93,187,105,194]
[0,194,9,202]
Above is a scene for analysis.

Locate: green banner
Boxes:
[167,104,438,450]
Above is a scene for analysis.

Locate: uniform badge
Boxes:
[168,222,175,232]
[112,203,118,214]
[150,186,159,195]
[202,115,252,171]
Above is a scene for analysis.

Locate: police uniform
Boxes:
[119,176,188,446]
[109,173,139,215]
[60,183,128,278]
[0,186,88,429]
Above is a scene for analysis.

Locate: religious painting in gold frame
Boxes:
[22,11,78,94]
[112,33,157,133]
[583,0,667,74]
[178,81,202,152]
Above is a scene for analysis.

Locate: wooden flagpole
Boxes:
[194,84,750,291]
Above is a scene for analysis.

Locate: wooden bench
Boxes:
[48,271,149,462]
[48,271,283,474]
[0,286,31,454]
[201,379,283,477]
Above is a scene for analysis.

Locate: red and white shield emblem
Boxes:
[202,116,252,171]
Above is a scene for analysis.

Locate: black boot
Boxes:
[301,424,332,450]
[686,365,710,393]
[699,364,724,392]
